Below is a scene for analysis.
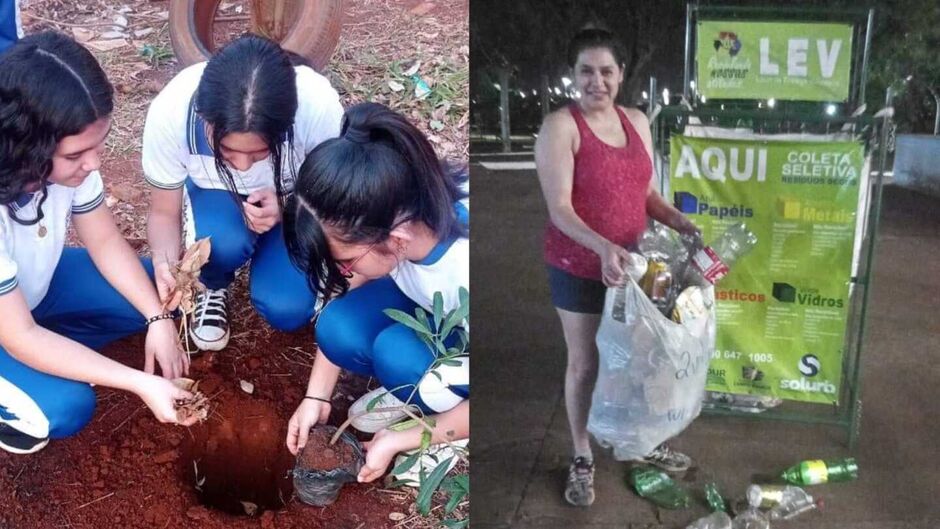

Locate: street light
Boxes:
[825,104,837,116]
[767,98,776,108]
[642,90,648,100]
[662,88,670,105]
[561,77,572,88]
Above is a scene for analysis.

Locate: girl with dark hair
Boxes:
[282,102,469,485]
[0,31,197,455]
[536,27,699,506]
[143,34,343,351]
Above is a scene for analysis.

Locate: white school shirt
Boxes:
[141,62,343,194]
[0,173,105,309]
[392,195,470,331]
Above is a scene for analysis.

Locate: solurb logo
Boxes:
[798,354,821,377]
[673,192,754,220]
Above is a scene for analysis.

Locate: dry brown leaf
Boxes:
[239,380,255,395]
[172,378,210,423]
[240,501,258,517]
[179,238,212,274]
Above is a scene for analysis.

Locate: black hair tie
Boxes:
[343,125,371,144]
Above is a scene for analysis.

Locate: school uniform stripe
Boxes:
[71,192,104,214]
[143,173,185,190]
[0,277,18,296]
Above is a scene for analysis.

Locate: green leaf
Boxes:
[416,456,455,515]
[415,307,431,330]
[366,390,389,412]
[442,519,469,529]
[433,291,445,331]
[388,418,421,432]
[439,358,463,367]
[420,429,432,451]
[384,309,433,336]
[391,452,420,475]
[443,487,468,514]
[386,477,417,488]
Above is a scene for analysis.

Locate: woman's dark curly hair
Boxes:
[284,102,468,300]
[194,34,300,210]
[0,31,113,220]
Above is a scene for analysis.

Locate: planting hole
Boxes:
[181,377,294,516]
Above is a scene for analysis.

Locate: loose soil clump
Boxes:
[297,426,360,471]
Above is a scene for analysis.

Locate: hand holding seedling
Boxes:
[287,398,332,455]
[145,318,189,379]
[136,375,200,426]
[243,187,280,234]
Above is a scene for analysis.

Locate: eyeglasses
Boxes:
[337,242,379,279]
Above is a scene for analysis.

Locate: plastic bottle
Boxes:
[629,466,691,509]
[731,507,769,529]
[769,490,823,521]
[780,457,858,485]
[686,511,732,529]
[704,482,728,513]
[686,223,757,286]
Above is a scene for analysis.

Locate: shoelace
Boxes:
[193,289,228,327]
[569,457,594,483]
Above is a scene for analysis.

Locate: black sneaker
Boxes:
[189,287,229,351]
[0,423,49,454]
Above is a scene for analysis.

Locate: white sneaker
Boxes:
[349,387,409,433]
[391,439,468,487]
[189,288,229,351]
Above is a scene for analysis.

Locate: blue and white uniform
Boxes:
[142,62,343,330]
[0,0,22,53]
[0,173,151,444]
[316,196,470,415]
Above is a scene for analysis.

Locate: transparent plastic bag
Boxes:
[587,278,716,461]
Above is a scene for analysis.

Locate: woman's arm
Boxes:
[147,187,184,307]
[0,288,193,424]
[625,108,699,235]
[74,205,188,379]
[286,349,343,454]
[357,400,469,483]
[534,111,632,286]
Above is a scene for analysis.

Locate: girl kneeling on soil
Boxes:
[283,103,469,484]
[0,32,197,455]
[143,35,343,352]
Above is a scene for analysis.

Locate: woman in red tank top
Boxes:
[534,28,699,507]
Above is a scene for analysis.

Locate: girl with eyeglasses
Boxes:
[282,102,469,485]
[0,31,197,455]
[143,34,343,352]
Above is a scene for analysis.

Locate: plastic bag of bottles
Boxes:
[587,268,716,461]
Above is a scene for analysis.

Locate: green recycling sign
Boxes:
[696,20,853,101]
[669,135,865,404]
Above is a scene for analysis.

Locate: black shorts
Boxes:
[547,265,607,314]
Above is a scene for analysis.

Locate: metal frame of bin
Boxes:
[647,4,890,448]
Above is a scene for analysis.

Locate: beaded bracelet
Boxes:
[304,396,331,404]
[145,313,175,326]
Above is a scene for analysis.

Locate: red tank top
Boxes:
[544,105,651,280]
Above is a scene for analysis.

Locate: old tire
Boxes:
[168,0,343,70]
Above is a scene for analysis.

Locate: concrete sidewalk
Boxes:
[471,165,940,529]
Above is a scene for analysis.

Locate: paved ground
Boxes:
[470,154,940,529]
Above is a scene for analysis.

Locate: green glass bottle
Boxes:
[629,466,690,509]
[780,457,858,485]
[704,482,727,512]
